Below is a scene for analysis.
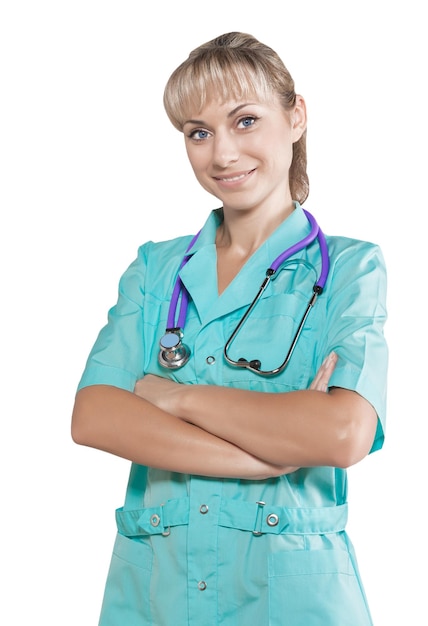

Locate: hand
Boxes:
[309,352,338,392]
[134,374,182,414]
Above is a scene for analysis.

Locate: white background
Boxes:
[1,1,426,624]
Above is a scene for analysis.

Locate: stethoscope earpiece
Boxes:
[158,329,191,369]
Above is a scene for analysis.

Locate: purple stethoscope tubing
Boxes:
[271,209,329,287]
[161,209,330,375]
[167,210,329,328]
[167,230,201,330]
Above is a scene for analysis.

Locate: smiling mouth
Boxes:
[214,169,255,182]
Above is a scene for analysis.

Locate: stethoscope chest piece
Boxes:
[158,329,190,369]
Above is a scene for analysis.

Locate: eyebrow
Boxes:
[183,103,258,127]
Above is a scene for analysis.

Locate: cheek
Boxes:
[188,159,218,196]
[186,146,211,177]
[248,131,292,162]
[270,139,294,173]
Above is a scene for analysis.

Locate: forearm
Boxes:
[71,385,292,479]
[177,385,377,468]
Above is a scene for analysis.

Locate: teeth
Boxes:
[220,173,247,182]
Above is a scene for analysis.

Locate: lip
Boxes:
[213,168,256,187]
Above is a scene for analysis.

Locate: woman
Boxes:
[72,32,388,625]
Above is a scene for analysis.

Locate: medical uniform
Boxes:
[78,203,388,626]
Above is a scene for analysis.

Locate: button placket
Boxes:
[187,481,221,621]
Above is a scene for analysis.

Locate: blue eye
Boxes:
[238,116,256,128]
[189,129,210,141]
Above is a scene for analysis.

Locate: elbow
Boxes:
[71,415,86,446]
[329,413,377,469]
[71,408,86,447]
[324,389,378,469]
[71,388,94,447]
[330,435,366,469]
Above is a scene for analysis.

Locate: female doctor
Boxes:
[72,32,388,626]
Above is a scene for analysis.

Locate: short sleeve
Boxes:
[77,243,151,392]
[322,240,388,454]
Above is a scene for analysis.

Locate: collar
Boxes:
[179,202,315,323]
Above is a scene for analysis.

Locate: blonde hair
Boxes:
[163,32,309,204]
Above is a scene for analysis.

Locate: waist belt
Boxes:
[115,497,348,537]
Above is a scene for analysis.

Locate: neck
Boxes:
[216,201,295,257]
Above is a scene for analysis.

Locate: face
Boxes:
[182,93,306,217]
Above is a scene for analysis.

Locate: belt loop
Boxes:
[160,503,171,536]
[253,501,266,536]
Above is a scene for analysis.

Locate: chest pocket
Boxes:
[223,292,313,387]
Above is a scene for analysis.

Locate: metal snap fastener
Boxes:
[206,356,215,365]
[197,581,207,591]
[266,513,279,527]
[150,514,161,527]
[199,504,209,514]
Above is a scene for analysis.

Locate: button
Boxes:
[150,514,161,527]
[266,513,279,527]
[206,356,215,365]
[199,504,209,514]
[197,581,207,591]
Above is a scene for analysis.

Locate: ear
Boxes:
[291,95,307,143]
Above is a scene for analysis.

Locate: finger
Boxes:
[309,352,338,391]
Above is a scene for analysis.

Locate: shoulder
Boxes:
[135,234,196,264]
[322,234,387,311]
[325,234,387,275]
[326,233,383,257]
[112,234,194,296]
[131,209,219,269]
[122,234,196,279]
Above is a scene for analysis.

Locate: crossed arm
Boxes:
[72,352,377,479]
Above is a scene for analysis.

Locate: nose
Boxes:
[212,131,239,169]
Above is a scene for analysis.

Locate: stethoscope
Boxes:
[158,209,330,376]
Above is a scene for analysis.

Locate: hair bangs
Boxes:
[164,54,273,131]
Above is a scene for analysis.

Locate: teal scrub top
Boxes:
[78,204,388,626]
